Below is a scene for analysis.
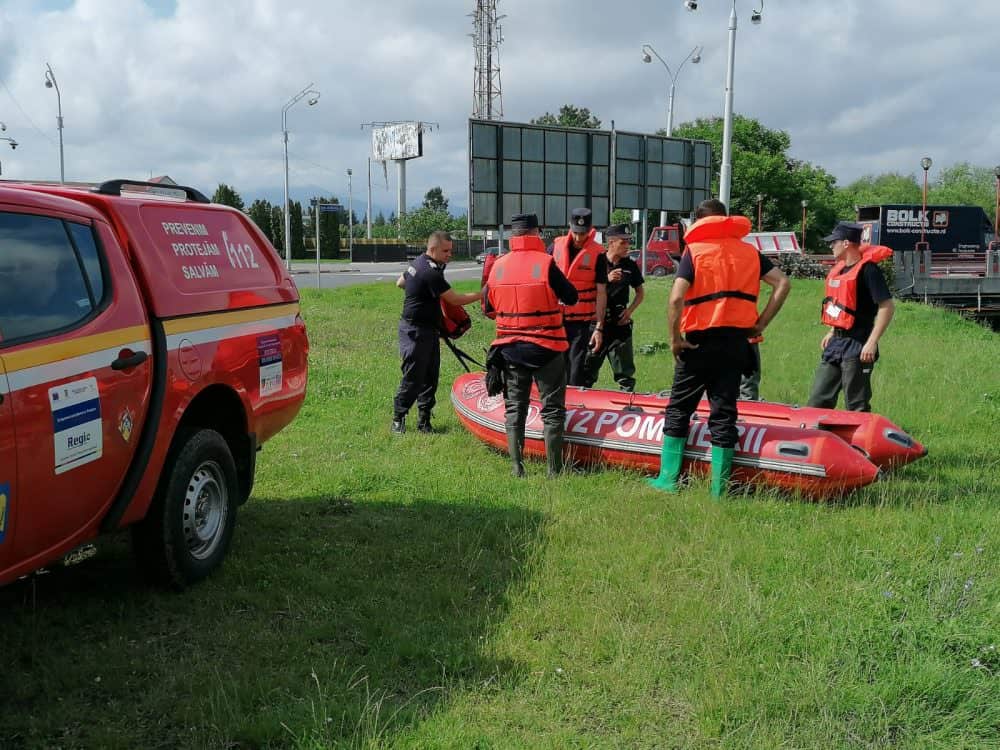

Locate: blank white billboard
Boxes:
[372,122,423,161]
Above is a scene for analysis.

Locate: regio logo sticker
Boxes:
[49,377,103,474]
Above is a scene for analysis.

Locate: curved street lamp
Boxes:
[684,0,765,208]
[44,63,65,183]
[640,43,702,136]
[282,83,320,270]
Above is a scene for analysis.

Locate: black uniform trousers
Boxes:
[583,321,636,391]
[663,336,752,449]
[393,320,440,418]
[564,321,593,387]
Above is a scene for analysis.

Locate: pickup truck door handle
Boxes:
[111,350,149,371]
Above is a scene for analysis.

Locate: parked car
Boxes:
[629,249,676,277]
[0,179,309,589]
[475,246,502,264]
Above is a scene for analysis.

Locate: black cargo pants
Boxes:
[564,322,593,387]
[393,320,441,418]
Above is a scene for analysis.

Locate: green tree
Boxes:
[270,205,285,257]
[247,199,273,245]
[422,187,449,212]
[290,200,306,259]
[532,105,602,129]
[840,173,922,210]
[212,183,245,211]
[311,197,342,258]
[671,115,843,250]
[374,211,386,226]
[930,163,997,222]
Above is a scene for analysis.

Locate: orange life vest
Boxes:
[488,235,568,352]
[680,215,761,333]
[820,245,892,330]
[552,229,604,324]
[439,298,471,339]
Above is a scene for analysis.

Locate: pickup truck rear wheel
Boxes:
[132,428,238,589]
[652,265,668,277]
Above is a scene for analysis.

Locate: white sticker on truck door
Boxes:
[49,377,103,474]
[257,334,283,396]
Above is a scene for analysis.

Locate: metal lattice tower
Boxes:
[471,0,504,120]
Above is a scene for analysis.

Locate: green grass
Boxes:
[2,278,999,749]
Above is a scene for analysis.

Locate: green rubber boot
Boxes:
[710,445,734,499]
[647,434,687,493]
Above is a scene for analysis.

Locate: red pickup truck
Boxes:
[0,179,308,588]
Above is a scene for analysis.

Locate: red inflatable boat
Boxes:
[451,373,927,498]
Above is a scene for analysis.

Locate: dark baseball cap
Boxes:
[569,207,593,233]
[510,213,539,231]
[823,221,863,244]
[605,223,632,239]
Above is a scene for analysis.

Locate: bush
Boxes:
[775,252,829,279]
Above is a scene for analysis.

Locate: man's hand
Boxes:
[608,268,624,283]
[750,321,765,338]
[820,331,833,350]
[589,329,604,352]
[860,341,878,363]
[671,337,698,358]
[617,309,633,325]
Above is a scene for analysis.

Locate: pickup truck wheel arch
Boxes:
[131,427,238,589]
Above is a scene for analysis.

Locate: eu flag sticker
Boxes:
[0,482,10,544]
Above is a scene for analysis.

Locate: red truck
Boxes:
[640,225,682,275]
[0,179,309,588]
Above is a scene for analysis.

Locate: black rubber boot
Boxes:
[507,426,526,477]
[391,414,406,434]
[416,411,433,434]
[544,424,564,478]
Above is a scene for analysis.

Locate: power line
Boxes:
[0,76,57,146]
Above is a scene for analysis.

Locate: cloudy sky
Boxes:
[0,0,996,217]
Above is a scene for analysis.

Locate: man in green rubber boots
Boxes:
[649,199,790,497]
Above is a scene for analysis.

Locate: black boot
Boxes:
[507,425,526,477]
[416,411,433,433]
[544,423,564,477]
[391,414,406,434]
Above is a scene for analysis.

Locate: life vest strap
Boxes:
[684,290,758,307]
[495,308,562,318]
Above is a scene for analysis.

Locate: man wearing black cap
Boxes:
[551,207,608,386]
[807,221,894,412]
[583,223,645,391]
[392,231,482,434]
[485,213,578,477]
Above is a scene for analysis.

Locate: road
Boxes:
[290,261,484,290]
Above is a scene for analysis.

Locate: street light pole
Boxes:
[347,168,354,262]
[281,83,321,270]
[640,43,702,136]
[920,156,932,249]
[800,199,808,251]
[44,63,64,183]
[756,193,764,231]
[685,1,763,209]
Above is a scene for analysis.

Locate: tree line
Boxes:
[210,184,469,259]
[534,107,999,251]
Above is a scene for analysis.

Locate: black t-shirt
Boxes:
[676,248,773,342]
[833,261,892,342]
[400,253,451,327]
[606,254,644,315]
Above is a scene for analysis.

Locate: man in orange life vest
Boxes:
[551,208,608,386]
[807,221,894,412]
[393,231,482,434]
[649,199,790,497]
[485,213,579,477]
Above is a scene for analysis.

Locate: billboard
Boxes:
[468,118,711,230]
[372,122,423,161]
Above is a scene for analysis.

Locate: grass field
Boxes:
[2,276,999,749]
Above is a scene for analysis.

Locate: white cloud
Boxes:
[0,0,997,215]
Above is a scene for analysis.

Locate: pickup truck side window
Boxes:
[0,212,95,343]
[66,222,106,307]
